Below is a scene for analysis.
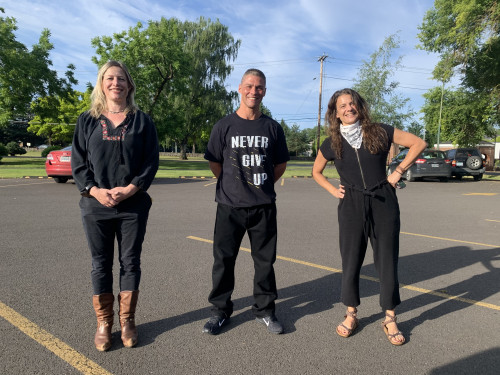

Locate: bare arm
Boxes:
[387,128,427,186]
[209,161,222,178]
[274,162,287,182]
[312,151,345,199]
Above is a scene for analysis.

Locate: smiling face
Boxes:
[335,94,359,125]
[102,66,130,104]
[238,74,266,111]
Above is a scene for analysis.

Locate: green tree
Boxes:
[0,120,44,146]
[418,0,500,126]
[286,124,311,156]
[0,143,7,161]
[28,90,90,145]
[418,0,499,84]
[5,141,26,156]
[260,103,272,118]
[406,121,425,138]
[0,10,76,127]
[422,86,496,147]
[307,125,327,157]
[352,33,415,129]
[91,17,240,159]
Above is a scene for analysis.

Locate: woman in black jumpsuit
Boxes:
[312,88,426,345]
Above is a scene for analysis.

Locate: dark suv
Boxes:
[446,148,485,181]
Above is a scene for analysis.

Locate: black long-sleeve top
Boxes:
[71,110,159,194]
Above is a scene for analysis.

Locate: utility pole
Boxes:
[316,54,327,154]
[436,81,444,150]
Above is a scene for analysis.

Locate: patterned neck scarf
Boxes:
[340,120,362,149]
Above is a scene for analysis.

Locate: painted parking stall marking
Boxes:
[187,235,500,312]
[0,301,112,375]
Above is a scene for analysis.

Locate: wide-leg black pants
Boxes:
[80,191,152,294]
[338,183,401,310]
[208,203,278,318]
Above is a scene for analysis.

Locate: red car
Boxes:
[45,146,73,183]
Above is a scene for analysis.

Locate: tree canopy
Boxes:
[352,33,415,129]
[421,86,496,147]
[418,0,499,88]
[28,90,91,145]
[91,16,240,159]
[418,0,500,145]
[0,9,76,128]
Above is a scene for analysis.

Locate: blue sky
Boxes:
[3,0,441,129]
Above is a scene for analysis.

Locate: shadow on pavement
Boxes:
[137,273,341,344]
[137,244,499,346]
[428,347,500,374]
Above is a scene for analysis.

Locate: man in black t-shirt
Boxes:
[202,69,289,335]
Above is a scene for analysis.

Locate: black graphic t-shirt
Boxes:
[205,112,290,207]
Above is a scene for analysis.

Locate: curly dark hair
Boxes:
[325,88,388,159]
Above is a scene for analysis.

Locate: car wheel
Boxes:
[473,173,483,181]
[405,169,415,182]
[53,177,68,183]
[454,175,463,180]
[466,155,482,170]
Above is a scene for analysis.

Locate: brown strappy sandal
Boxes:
[382,313,405,346]
[336,308,358,338]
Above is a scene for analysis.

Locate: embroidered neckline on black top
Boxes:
[100,117,129,141]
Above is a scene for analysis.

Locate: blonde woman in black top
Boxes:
[72,60,159,351]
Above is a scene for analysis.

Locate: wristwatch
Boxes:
[82,184,95,196]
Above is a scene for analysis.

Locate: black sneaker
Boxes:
[255,314,284,334]
[202,313,229,335]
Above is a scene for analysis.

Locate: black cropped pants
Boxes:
[338,183,401,310]
[208,203,278,318]
[80,191,152,295]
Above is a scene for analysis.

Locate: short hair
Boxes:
[89,60,138,118]
[241,68,266,86]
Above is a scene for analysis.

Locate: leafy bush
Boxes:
[41,145,62,158]
[6,141,27,156]
[0,143,7,162]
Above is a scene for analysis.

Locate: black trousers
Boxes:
[80,191,152,295]
[208,203,278,318]
[338,183,401,310]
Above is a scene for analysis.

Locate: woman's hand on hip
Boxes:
[333,184,345,199]
[387,171,401,188]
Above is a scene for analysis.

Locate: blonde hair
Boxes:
[89,60,138,118]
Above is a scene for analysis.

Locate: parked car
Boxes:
[446,148,485,181]
[45,146,72,183]
[37,144,49,150]
[387,149,451,182]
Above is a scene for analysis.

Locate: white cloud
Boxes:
[3,0,440,128]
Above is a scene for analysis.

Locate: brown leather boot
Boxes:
[118,290,139,348]
[92,293,114,351]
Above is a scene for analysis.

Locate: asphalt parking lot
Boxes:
[1,177,499,374]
